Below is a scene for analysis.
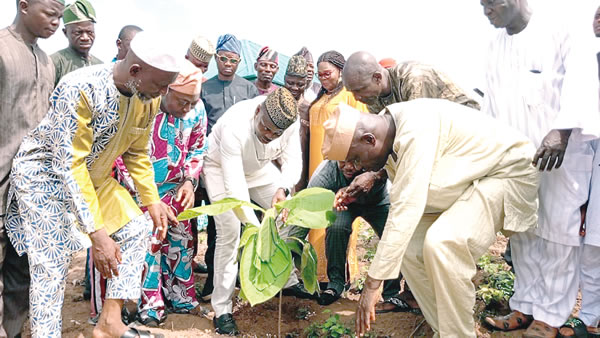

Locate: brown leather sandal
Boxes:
[524,320,558,338]
[484,310,534,331]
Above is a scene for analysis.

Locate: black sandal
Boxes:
[557,318,590,338]
[375,295,421,314]
[317,289,340,305]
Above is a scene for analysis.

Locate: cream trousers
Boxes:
[401,177,504,337]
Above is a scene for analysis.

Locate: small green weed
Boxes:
[359,226,376,244]
[476,254,514,307]
[295,306,312,320]
[304,310,353,338]
[362,247,376,262]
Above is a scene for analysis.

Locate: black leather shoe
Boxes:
[193,263,208,274]
[317,288,341,305]
[199,278,213,302]
[282,282,318,300]
[214,313,240,336]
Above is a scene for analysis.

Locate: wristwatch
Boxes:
[183,176,198,190]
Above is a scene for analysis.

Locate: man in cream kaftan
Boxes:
[322,99,539,337]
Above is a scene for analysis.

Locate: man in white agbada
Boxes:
[321,99,538,337]
[480,0,600,336]
[202,87,305,335]
[561,5,600,336]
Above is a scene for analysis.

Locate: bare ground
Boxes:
[21,225,576,337]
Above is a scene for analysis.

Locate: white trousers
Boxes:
[511,234,600,328]
[510,232,581,327]
[203,165,293,317]
[402,178,504,338]
[580,244,600,327]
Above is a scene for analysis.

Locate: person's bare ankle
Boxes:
[93,316,128,338]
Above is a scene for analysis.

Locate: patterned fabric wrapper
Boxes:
[138,192,199,322]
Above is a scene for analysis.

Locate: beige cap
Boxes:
[188,35,215,63]
[321,103,361,161]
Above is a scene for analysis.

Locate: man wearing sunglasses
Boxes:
[201,33,259,135]
[198,33,259,304]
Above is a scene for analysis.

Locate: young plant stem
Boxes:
[278,290,282,337]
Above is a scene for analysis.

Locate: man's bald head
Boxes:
[118,25,142,40]
[116,25,142,61]
[342,51,388,106]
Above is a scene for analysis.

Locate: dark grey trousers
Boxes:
[288,161,401,299]
[0,215,30,338]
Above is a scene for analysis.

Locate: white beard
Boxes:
[125,78,152,104]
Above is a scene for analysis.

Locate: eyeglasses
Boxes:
[217,55,240,65]
[342,157,362,170]
[317,70,333,79]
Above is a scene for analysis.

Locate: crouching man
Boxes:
[202,88,311,335]
[321,99,539,337]
[285,158,410,312]
[5,32,178,338]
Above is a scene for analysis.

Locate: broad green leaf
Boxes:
[251,238,292,291]
[177,197,264,221]
[239,236,293,306]
[285,209,336,229]
[275,187,335,213]
[239,225,258,249]
[301,241,319,295]
[285,237,304,269]
[286,237,303,256]
[268,238,292,276]
[256,208,278,262]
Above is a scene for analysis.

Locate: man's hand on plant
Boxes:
[147,201,178,241]
[333,187,355,211]
[532,129,572,171]
[176,180,195,209]
[356,276,382,336]
[90,228,122,279]
[340,170,383,209]
[272,187,289,222]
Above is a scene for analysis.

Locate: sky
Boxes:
[1,0,597,92]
